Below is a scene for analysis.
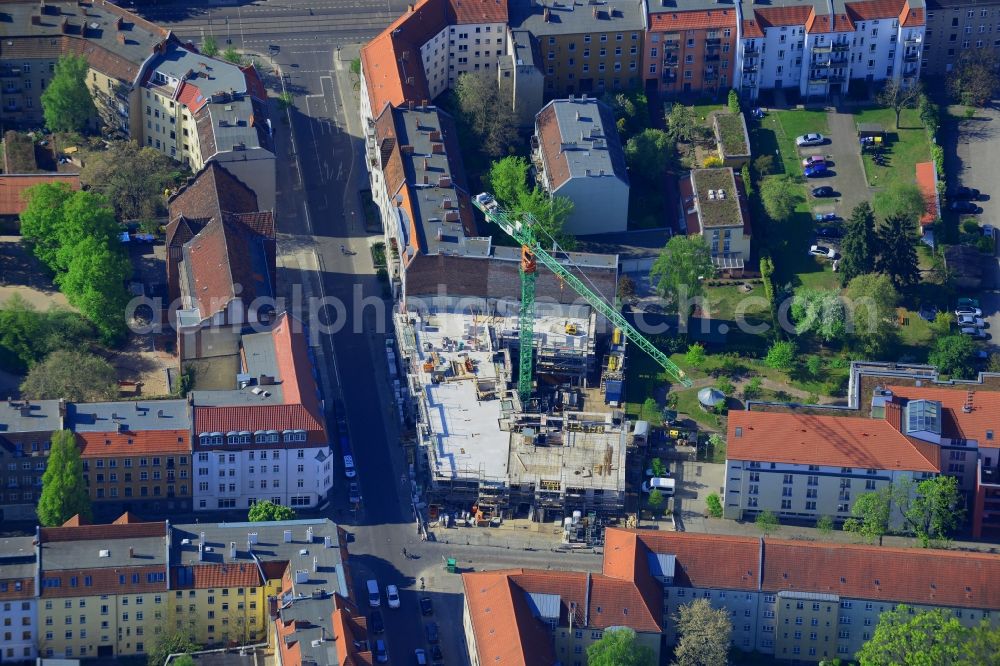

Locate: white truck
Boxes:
[642,477,675,496]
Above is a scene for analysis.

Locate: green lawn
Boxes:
[700,284,770,322]
[856,107,931,190]
[759,109,830,175]
[673,386,723,430]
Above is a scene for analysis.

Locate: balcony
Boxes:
[705,37,722,45]
[743,64,758,73]
[830,52,848,64]
[664,56,678,67]
[812,43,832,53]
[662,72,677,83]
[0,67,22,78]
[829,75,846,83]
[704,71,719,82]
[809,77,829,85]
[904,52,919,62]
[832,42,851,52]
[705,53,721,62]
[743,45,759,56]
[904,36,921,46]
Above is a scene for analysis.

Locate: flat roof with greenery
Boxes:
[693,168,743,229]
[714,112,750,157]
[3,132,40,174]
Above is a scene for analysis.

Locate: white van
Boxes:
[642,477,675,496]
[343,455,357,478]
[367,579,380,607]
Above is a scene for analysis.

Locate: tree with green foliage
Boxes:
[759,255,777,331]
[586,627,655,666]
[222,47,243,64]
[873,182,926,223]
[816,515,834,535]
[857,605,978,666]
[37,430,91,527]
[625,129,673,183]
[487,156,531,208]
[765,340,796,371]
[805,355,824,378]
[80,140,182,220]
[753,154,775,177]
[760,175,804,223]
[455,72,517,158]
[41,55,96,133]
[756,510,780,535]
[792,288,846,343]
[728,89,740,115]
[895,475,965,547]
[21,350,118,402]
[201,35,219,57]
[930,312,955,338]
[928,334,979,378]
[666,103,699,143]
[647,488,666,514]
[147,629,199,666]
[743,376,762,399]
[650,457,667,477]
[617,275,636,301]
[516,187,576,250]
[948,48,1000,107]
[649,235,714,317]
[673,598,732,666]
[705,492,723,518]
[988,352,1000,373]
[605,91,650,141]
[640,397,660,423]
[58,236,132,343]
[741,163,753,197]
[840,201,878,285]
[248,500,297,522]
[876,79,922,130]
[684,343,706,366]
[172,656,197,666]
[845,273,899,358]
[844,486,892,545]
[18,182,77,270]
[876,214,921,290]
[0,295,96,373]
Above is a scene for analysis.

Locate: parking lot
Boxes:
[798,111,874,222]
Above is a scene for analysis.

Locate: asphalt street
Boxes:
[135,3,604,664]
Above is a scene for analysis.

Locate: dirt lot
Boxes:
[0,235,70,309]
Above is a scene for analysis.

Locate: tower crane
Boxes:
[473,192,692,401]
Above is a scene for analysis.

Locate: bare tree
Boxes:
[877,79,922,129]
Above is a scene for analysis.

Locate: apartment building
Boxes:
[724,408,940,522]
[191,312,333,512]
[165,162,276,365]
[644,0,739,95]
[0,536,37,664]
[736,0,925,101]
[532,97,630,235]
[922,0,1000,78]
[141,41,276,210]
[464,528,1000,664]
[276,594,375,666]
[28,513,349,660]
[0,400,61,522]
[509,0,646,98]
[67,399,192,519]
[680,168,752,273]
[0,1,169,132]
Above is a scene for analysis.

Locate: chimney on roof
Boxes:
[432,143,444,154]
[401,144,415,155]
[197,543,204,561]
[230,541,237,560]
[116,16,123,30]
[408,2,415,10]
[443,198,453,209]
[429,130,441,141]
[544,6,551,21]
[60,18,70,34]
[422,175,429,184]
[421,99,429,109]
[438,175,451,187]
[306,526,314,542]
[129,547,134,558]
[324,535,333,548]
[408,100,415,111]
[59,398,66,418]
[31,15,41,25]
[313,556,318,572]
[284,529,292,543]
[422,158,429,170]
[406,76,415,86]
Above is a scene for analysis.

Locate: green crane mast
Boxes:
[472,192,692,402]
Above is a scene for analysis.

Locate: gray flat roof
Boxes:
[190,329,286,406]
[648,0,735,14]
[0,536,36,581]
[538,98,628,187]
[66,399,190,432]
[0,399,61,433]
[42,535,167,571]
[149,43,249,99]
[511,29,539,66]
[510,0,646,35]
[203,99,268,152]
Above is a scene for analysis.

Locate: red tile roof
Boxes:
[727,410,940,472]
[806,12,855,33]
[846,0,908,21]
[901,2,924,27]
[40,521,167,543]
[270,313,322,419]
[194,404,325,440]
[241,64,269,102]
[915,161,939,226]
[40,565,168,598]
[742,19,765,38]
[620,529,1000,610]
[680,175,700,236]
[753,5,814,28]
[0,174,80,216]
[886,385,1000,447]
[649,9,737,32]
[171,563,261,589]
[77,430,190,457]
[450,0,509,24]
[176,80,209,113]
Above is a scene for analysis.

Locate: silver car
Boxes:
[796,133,825,147]
[957,314,986,328]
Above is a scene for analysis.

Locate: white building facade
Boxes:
[421,21,509,99]
[193,431,333,511]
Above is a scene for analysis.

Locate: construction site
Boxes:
[394,305,635,528]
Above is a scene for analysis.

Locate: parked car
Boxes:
[960,327,988,340]
[370,610,385,634]
[955,306,983,317]
[425,622,440,644]
[419,597,434,616]
[918,304,938,322]
[984,224,996,238]
[950,186,981,200]
[812,185,835,197]
[804,165,830,178]
[414,649,428,666]
[796,133,825,146]
[816,227,843,239]
[349,481,362,504]
[957,297,980,309]
[949,200,981,214]
[387,584,401,609]
[815,212,839,222]
[809,245,839,259]
[958,314,986,328]
[802,155,827,167]
[375,639,389,664]
[430,645,444,663]
[343,454,357,478]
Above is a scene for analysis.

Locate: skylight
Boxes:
[905,400,941,435]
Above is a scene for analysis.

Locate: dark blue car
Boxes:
[804,165,830,178]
